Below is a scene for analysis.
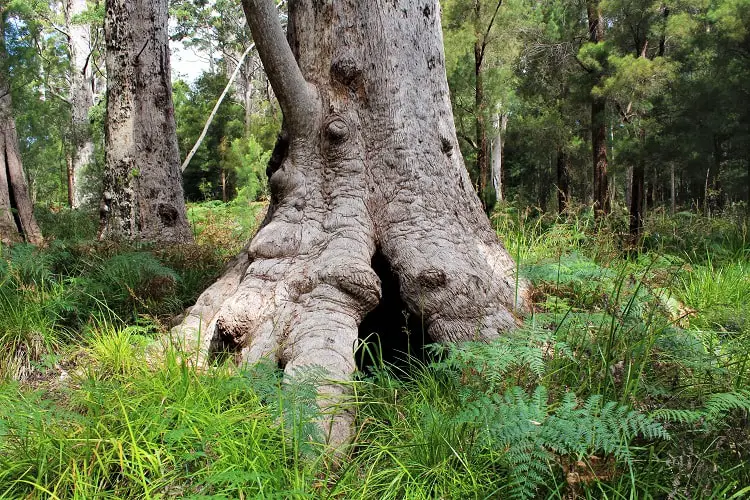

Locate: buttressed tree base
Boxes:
[174,0,528,446]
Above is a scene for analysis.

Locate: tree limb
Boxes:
[181,42,255,172]
[479,0,503,65]
[240,0,315,130]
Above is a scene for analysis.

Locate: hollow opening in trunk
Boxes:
[357,250,429,373]
[4,156,22,236]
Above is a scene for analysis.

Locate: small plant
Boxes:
[85,323,155,379]
[89,251,181,319]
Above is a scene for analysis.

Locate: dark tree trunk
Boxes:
[174,0,527,447]
[100,0,192,243]
[557,148,571,213]
[629,130,646,239]
[670,163,676,214]
[474,2,491,212]
[587,0,609,218]
[0,10,43,245]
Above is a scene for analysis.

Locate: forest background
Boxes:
[0,0,749,498]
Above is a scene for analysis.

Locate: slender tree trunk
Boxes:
[491,112,506,202]
[557,147,571,213]
[65,0,95,208]
[221,168,227,203]
[710,134,723,211]
[629,129,646,239]
[670,163,676,214]
[174,0,527,447]
[182,43,255,173]
[0,10,43,245]
[587,0,609,218]
[474,3,491,212]
[66,154,75,208]
[100,0,192,243]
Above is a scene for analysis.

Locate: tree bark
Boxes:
[587,0,609,218]
[100,0,192,243]
[0,9,43,245]
[557,147,571,213]
[491,112,507,202]
[474,24,490,212]
[629,129,646,239]
[66,155,75,208]
[174,0,527,447]
[670,163,676,214]
[65,0,96,208]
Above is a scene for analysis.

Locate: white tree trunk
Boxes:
[100,0,192,243]
[491,112,507,201]
[65,0,95,208]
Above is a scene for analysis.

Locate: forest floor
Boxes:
[0,201,748,499]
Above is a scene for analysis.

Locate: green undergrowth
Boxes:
[0,203,748,498]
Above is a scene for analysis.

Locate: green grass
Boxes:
[0,203,748,498]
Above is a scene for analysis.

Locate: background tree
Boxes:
[174,73,245,202]
[64,0,98,208]
[586,0,610,217]
[100,0,192,243]
[0,2,43,245]
[443,0,523,210]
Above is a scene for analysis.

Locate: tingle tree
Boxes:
[99,0,192,243]
[0,5,42,246]
[175,0,528,446]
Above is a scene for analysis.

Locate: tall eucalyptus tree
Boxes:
[100,0,192,243]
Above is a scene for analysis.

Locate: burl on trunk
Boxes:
[174,0,527,446]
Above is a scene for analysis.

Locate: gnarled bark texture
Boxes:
[174,0,527,446]
[0,10,43,246]
[100,0,192,243]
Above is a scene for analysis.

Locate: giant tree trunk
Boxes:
[587,0,609,218]
[0,10,43,245]
[65,0,95,208]
[100,0,192,243]
[173,0,527,446]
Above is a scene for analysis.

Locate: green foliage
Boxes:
[4,2,72,207]
[88,252,181,319]
[679,260,750,331]
[34,207,99,242]
[463,387,667,499]
[0,244,77,380]
[430,336,666,499]
[187,200,265,257]
[0,347,324,499]
[174,73,246,201]
[0,208,749,497]
[223,136,271,203]
[86,323,155,379]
